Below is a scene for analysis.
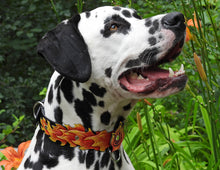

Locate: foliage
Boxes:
[0,0,219,169]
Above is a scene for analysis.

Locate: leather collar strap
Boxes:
[33,101,124,152]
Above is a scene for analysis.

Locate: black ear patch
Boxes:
[37,15,91,82]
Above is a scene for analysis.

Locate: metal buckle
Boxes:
[33,101,44,125]
[109,148,121,163]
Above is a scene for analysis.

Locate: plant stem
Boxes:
[144,106,160,170]
[50,0,60,22]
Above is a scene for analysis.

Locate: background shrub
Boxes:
[0,0,219,169]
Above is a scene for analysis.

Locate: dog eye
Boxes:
[110,24,118,31]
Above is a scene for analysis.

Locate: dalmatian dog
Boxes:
[19,6,187,170]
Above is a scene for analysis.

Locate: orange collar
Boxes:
[40,117,124,152]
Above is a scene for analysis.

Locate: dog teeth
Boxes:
[169,68,174,77]
[175,64,185,76]
[180,64,184,72]
[137,74,145,80]
[130,72,138,79]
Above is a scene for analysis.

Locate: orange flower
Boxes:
[0,140,31,170]
[185,27,192,42]
[185,12,201,42]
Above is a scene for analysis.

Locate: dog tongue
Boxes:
[142,68,169,80]
[119,68,170,93]
[120,76,150,92]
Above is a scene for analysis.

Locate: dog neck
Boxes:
[43,71,137,132]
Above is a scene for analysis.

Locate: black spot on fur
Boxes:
[56,87,61,104]
[101,150,110,168]
[98,150,101,157]
[113,6,121,11]
[114,116,125,131]
[122,149,130,164]
[139,48,159,65]
[123,103,131,111]
[86,150,95,168]
[148,37,157,46]
[101,14,131,38]
[133,12,142,19]
[54,75,63,89]
[75,81,80,87]
[122,10,131,18]
[34,129,43,152]
[24,156,33,168]
[83,89,97,106]
[105,67,112,78]
[48,85,53,104]
[54,107,63,124]
[125,59,141,68]
[78,150,86,163]
[32,162,43,170]
[26,129,75,169]
[85,11,91,18]
[145,19,152,27]
[94,160,100,170]
[39,152,59,168]
[101,111,111,125]
[43,132,75,160]
[153,20,159,31]
[109,160,115,170]
[149,27,156,34]
[61,78,74,103]
[89,83,106,97]
[149,20,159,34]
[98,101,105,107]
[114,150,122,168]
[75,99,93,129]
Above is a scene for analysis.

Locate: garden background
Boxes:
[0,0,219,169]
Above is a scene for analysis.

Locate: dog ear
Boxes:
[37,14,91,82]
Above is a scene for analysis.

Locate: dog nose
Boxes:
[162,12,186,31]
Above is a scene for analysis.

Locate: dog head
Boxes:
[37,6,187,99]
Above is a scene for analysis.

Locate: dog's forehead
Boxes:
[80,6,138,21]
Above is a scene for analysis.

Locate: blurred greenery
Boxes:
[0,0,219,169]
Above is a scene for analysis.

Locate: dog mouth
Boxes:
[118,38,187,95]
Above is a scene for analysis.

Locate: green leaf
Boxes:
[30,28,43,32]
[26,32,34,38]
[39,87,47,96]
[16,30,24,37]
[0,109,6,115]
[7,134,16,144]
[197,96,212,150]
[3,125,13,135]
[0,133,5,141]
